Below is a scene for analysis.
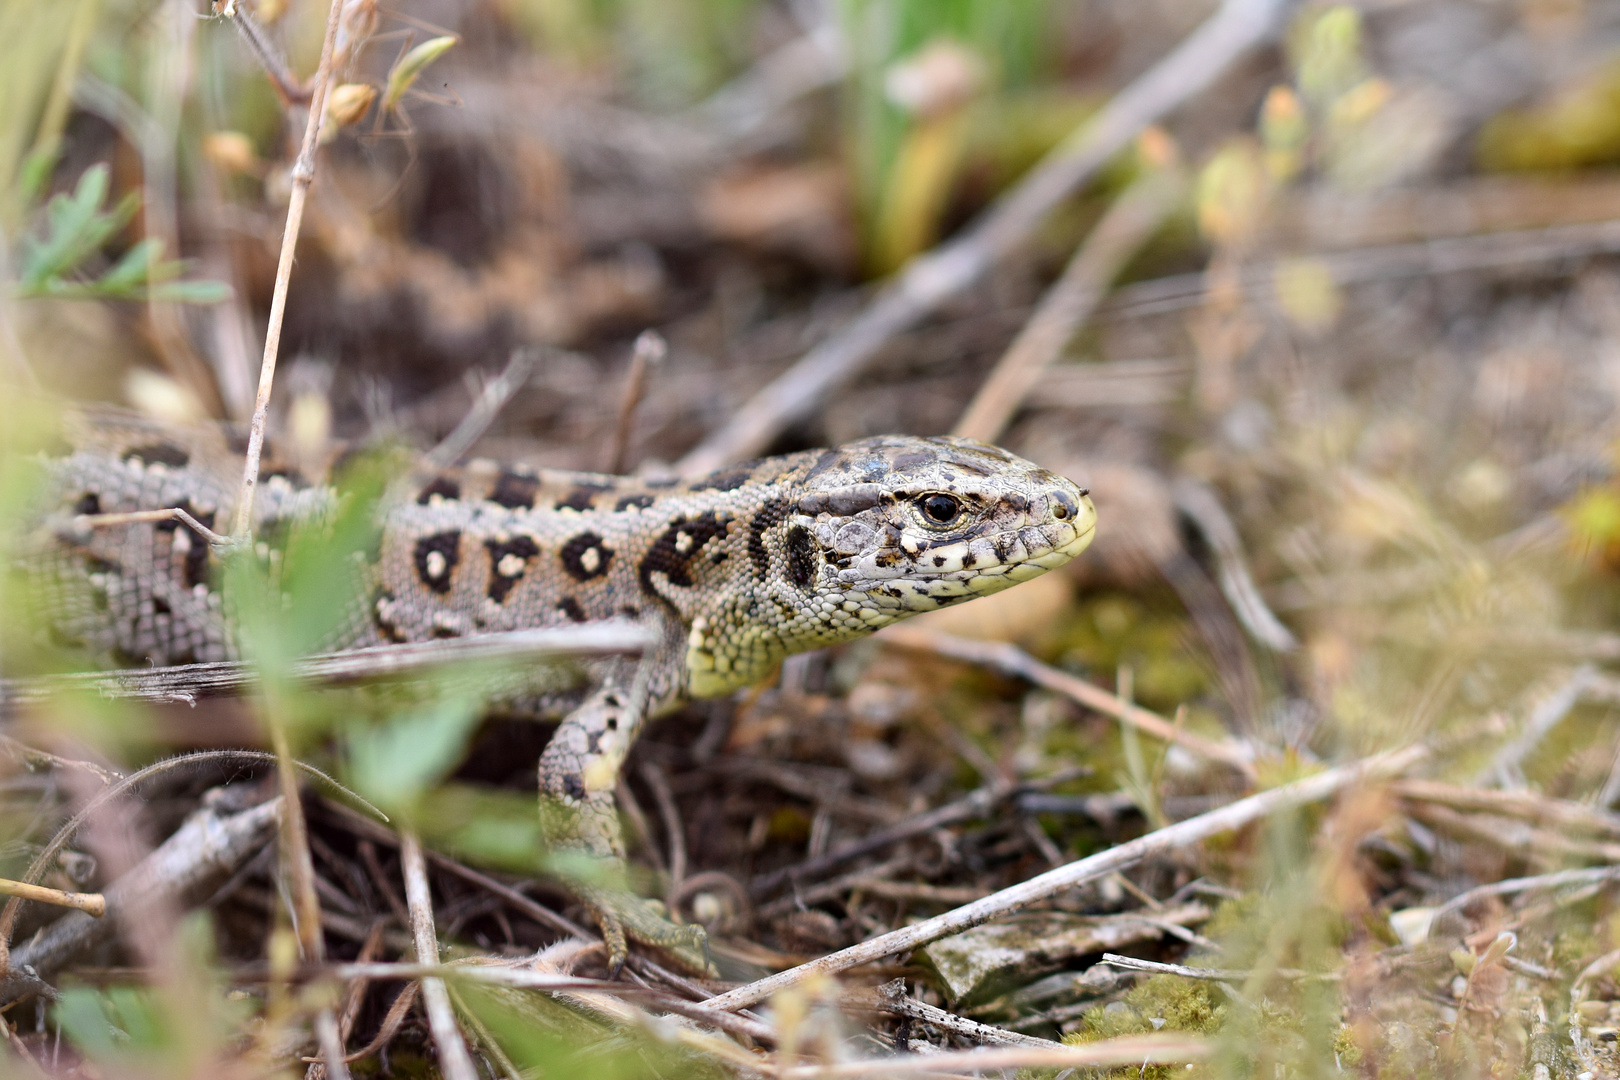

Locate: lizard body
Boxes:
[17,409,1097,971]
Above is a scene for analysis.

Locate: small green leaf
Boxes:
[347,696,484,811]
[384,35,457,111]
[149,279,233,304]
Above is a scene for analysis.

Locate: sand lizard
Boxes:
[15,409,1097,973]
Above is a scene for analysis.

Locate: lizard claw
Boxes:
[583,887,716,978]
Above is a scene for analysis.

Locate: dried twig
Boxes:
[1100,952,1333,983]
[639,761,686,892]
[232,0,347,537]
[422,348,539,471]
[603,330,666,475]
[1477,665,1596,788]
[1104,217,1620,322]
[676,0,1288,474]
[1171,477,1298,653]
[1,795,282,1003]
[1395,779,1620,840]
[953,166,1185,444]
[775,1033,1213,1078]
[0,878,103,917]
[1,623,658,712]
[852,979,1060,1049]
[400,830,478,1080]
[703,743,1427,1012]
[880,626,1257,779]
[67,506,233,549]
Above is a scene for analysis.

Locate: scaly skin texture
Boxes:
[19,411,1097,973]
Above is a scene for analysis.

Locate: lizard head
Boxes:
[682,435,1095,697]
[785,434,1096,616]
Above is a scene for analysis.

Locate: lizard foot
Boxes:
[581,885,714,978]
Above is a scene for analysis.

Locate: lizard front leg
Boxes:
[537,665,712,976]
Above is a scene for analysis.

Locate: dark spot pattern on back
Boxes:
[74,492,100,516]
[787,525,818,587]
[639,513,728,591]
[490,470,540,510]
[485,535,541,603]
[564,775,587,801]
[558,597,587,622]
[417,477,461,505]
[373,588,406,642]
[559,484,610,512]
[747,498,789,577]
[615,493,656,511]
[124,442,190,468]
[414,531,462,594]
[559,532,612,581]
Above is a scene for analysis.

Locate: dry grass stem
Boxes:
[603,329,667,475]
[704,743,1427,1012]
[953,167,1185,444]
[880,625,1257,779]
[778,1032,1213,1078]
[2,795,282,1002]
[399,829,479,1080]
[853,979,1061,1049]
[0,877,104,917]
[231,0,348,538]
[423,347,538,471]
[1,623,659,712]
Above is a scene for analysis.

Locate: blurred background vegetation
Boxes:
[12,0,1620,1075]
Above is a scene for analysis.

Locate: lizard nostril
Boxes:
[1050,489,1077,521]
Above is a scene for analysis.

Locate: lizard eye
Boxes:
[919,493,962,525]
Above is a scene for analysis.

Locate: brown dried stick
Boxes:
[1,623,658,712]
[675,0,1287,474]
[778,1033,1213,1077]
[603,330,667,475]
[703,743,1427,1012]
[953,167,1184,444]
[1,796,282,1003]
[400,830,478,1080]
[232,0,346,537]
[880,625,1256,779]
[0,879,104,918]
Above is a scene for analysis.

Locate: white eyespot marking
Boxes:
[580,546,601,573]
[425,550,448,579]
[497,553,526,577]
[675,531,694,554]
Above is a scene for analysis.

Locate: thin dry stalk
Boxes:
[69,506,232,548]
[603,330,666,475]
[1395,779,1620,840]
[639,761,686,890]
[311,1008,352,1080]
[1,623,658,712]
[676,0,1288,474]
[703,743,1427,1012]
[777,1032,1213,1078]
[880,625,1257,780]
[953,167,1185,444]
[424,348,538,471]
[232,0,347,538]
[2,795,282,1003]
[853,979,1059,1049]
[399,830,478,1080]
[0,878,104,917]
